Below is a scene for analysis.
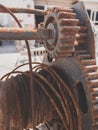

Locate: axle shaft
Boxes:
[0,6,47,15]
[0,27,53,40]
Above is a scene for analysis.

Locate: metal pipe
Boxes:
[0,6,47,15]
[0,27,53,40]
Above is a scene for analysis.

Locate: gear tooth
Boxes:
[59,38,75,43]
[59,42,74,47]
[79,26,87,32]
[57,12,77,19]
[57,47,74,56]
[59,29,76,38]
[60,26,80,33]
[64,8,74,13]
[59,45,74,51]
[54,7,74,13]
[76,33,88,39]
[59,19,79,26]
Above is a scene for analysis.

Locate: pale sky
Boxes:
[0,0,19,7]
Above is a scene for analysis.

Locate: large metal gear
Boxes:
[44,1,98,130]
[44,7,79,58]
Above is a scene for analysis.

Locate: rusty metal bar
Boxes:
[0,7,47,15]
[0,27,53,40]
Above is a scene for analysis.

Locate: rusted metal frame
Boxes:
[0,5,47,15]
[0,27,53,40]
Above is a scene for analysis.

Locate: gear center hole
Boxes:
[76,81,88,114]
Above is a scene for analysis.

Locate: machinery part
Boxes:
[49,1,98,130]
[0,5,47,15]
[0,27,53,40]
[75,44,98,130]
[0,63,81,130]
[72,1,95,58]
[41,1,98,130]
[73,2,98,129]
[44,7,80,58]
[0,1,98,130]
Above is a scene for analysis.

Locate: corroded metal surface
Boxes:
[0,64,81,130]
[44,7,80,58]
[0,5,47,15]
[71,1,95,58]
[0,27,53,40]
[0,1,97,130]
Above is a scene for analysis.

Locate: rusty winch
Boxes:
[0,1,98,130]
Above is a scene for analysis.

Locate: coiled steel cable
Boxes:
[0,62,81,130]
[32,64,81,130]
[33,65,74,129]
